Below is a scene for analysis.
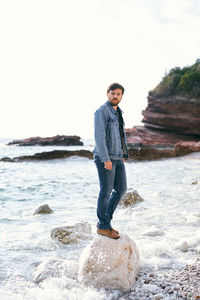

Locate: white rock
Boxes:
[175,241,189,252]
[51,221,92,244]
[78,234,140,291]
[33,258,78,283]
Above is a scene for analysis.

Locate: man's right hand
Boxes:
[104,161,112,171]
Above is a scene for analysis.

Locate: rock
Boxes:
[0,156,13,162]
[33,204,53,215]
[33,258,78,283]
[153,294,163,300]
[120,190,144,206]
[51,221,92,245]
[78,234,140,291]
[142,229,164,237]
[0,149,93,162]
[174,141,200,156]
[7,135,83,146]
[191,180,198,185]
[175,241,189,252]
[126,94,200,161]
[142,95,200,136]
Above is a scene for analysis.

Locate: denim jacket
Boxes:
[93,101,128,162]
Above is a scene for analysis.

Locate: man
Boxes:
[94,83,128,239]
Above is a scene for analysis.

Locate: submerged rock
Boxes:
[7,135,83,146]
[120,190,144,206]
[51,221,92,245]
[33,204,53,215]
[78,234,140,291]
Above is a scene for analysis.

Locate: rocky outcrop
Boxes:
[0,149,93,162]
[51,222,92,245]
[7,135,83,146]
[78,234,140,291]
[126,95,200,160]
[143,95,200,136]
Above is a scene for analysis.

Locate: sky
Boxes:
[0,0,200,139]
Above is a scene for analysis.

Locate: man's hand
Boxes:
[104,161,112,171]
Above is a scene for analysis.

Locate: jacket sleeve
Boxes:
[94,108,110,162]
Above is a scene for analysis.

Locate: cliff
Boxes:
[126,59,200,160]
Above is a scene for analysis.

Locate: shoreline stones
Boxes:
[51,221,92,245]
[129,259,200,299]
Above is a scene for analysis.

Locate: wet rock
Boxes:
[33,204,53,215]
[175,241,189,252]
[0,156,13,162]
[0,149,93,162]
[33,258,78,283]
[51,221,92,245]
[7,135,83,146]
[78,234,140,291]
[120,190,144,206]
[153,294,163,300]
[142,229,164,237]
[191,180,198,185]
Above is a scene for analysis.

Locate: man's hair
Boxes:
[107,83,125,94]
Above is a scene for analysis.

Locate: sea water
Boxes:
[0,138,200,299]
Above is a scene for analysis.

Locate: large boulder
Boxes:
[51,221,92,245]
[78,234,140,291]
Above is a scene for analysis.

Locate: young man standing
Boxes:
[94,83,128,239]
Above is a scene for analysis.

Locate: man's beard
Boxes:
[110,99,120,106]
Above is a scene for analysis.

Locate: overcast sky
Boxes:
[0,0,200,139]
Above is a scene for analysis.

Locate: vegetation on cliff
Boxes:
[150,59,200,100]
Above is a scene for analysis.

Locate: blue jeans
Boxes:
[94,155,127,230]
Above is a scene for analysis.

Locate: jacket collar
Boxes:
[106,101,123,114]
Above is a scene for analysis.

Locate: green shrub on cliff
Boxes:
[150,59,200,99]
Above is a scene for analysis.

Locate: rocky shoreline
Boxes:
[128,259,200,299]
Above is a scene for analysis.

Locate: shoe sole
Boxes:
[97,232,120,240]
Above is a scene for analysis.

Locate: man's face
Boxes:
[107,88,123,108]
